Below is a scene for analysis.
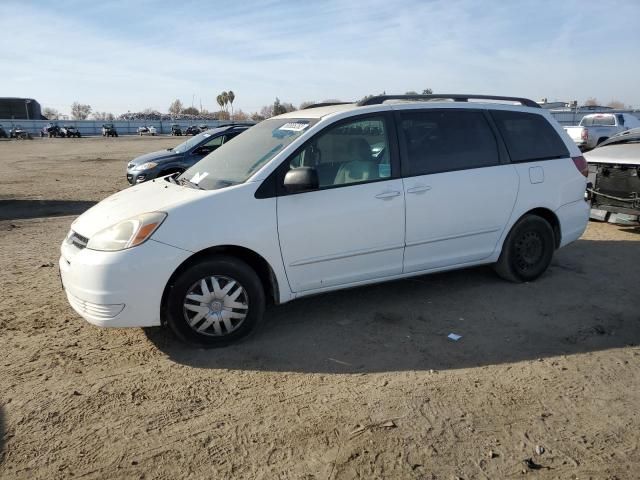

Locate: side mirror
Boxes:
[284,167,319,193]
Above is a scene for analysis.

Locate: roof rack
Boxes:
[302,102,351,110]
[357,94,540,109]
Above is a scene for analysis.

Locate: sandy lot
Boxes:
[0,136,639,479]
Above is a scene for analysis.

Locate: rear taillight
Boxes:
[581,129,588,141]
[572,155,588,177]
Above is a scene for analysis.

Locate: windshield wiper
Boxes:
[178,177,205,190]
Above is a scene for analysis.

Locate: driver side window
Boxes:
[286,116,390,188]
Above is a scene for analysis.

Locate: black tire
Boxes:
[164,256,265,347]
[494,215,555,283]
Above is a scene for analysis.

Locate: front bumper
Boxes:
[126,168,159,185]
[60,237,191,327]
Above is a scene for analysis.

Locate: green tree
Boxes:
[227,90,235,119]
[182,106,200,115]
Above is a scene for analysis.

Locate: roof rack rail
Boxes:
[302,102,351,110]
[357,94,540,109]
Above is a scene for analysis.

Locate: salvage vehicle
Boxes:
[585,127,640,221]
[102,124,118,137]
[138,125,157,136]
[61,126,81,138]
[126,124,248,184]
[10,125,32,140]
[170,124,183,136]
[564,113,640,151]
[185,125,200,136]
[0,124,9,138]
[41,123,65,138]
[60,94,589,347]
[199,124,209,132]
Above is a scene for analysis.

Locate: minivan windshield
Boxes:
[179,118,317,190]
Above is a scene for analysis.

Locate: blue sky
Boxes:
[1,0,638,116]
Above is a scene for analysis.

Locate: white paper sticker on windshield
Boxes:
[278,122,309,132]
[191,172,209,184]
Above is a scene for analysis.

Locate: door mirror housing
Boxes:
[284,167,319,193]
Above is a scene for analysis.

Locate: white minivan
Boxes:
[60,94,590,346]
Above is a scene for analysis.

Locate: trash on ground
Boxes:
[447,333,462,341]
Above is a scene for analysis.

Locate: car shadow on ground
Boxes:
[0,199,96,221]
[144,239,640,373]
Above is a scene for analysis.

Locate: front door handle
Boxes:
[375,191,401,199]
[406,185,432,194]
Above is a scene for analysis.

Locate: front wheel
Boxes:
[494,215,555,283]
[165,256,265,347]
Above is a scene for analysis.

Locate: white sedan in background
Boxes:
[137,125,157,136]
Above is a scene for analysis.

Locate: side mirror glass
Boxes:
[284,167,319,194]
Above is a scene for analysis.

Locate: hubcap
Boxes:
[183,275,249,337]
[514,231,543,271]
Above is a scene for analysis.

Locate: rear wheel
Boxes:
[165,256,265,347]
[494,215,555,282]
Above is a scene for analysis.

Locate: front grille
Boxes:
[70,231,89,250]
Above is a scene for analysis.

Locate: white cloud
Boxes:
[1,0,638,115]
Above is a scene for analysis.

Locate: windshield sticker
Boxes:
[191,171,209,184]
[278,122,309,132]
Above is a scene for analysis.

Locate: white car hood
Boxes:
[584,144,640,166]
[72,179,205,238]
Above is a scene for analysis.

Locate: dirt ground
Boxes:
[0,136,639,479]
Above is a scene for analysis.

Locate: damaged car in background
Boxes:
[585,127,640,224]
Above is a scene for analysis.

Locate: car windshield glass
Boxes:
[179,118,317,190]
[172,130,219,153]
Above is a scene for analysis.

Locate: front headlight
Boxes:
[134,162,158,171]
[86,212,167,251]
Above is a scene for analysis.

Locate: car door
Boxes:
[397,108,519,273]
[276,114,405,293]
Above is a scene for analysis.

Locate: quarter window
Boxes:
[399,110,499,176]
[286,117,391,188]
[491,110,569,162]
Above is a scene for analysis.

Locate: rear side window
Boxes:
[399,110,499,176]
[491,111,569,162]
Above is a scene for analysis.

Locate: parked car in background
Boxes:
[126,124,249,184]
[61,94,589,347]
[170,124,183,136]
[10,125,32,140]
[61,126,81,138]
[585,127,640,222]
[185,125,200,135]
[564,113,640,151]
[199,124,209,132]
[138,125,157,136]
[0,124,8,138]
[102,124,118,137]
[41,123,64,138]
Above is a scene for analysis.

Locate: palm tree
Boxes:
[221,91,229,113]
[216,94,224,119]
[227,91,235,120]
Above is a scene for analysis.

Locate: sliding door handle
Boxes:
[406,185,432,194]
